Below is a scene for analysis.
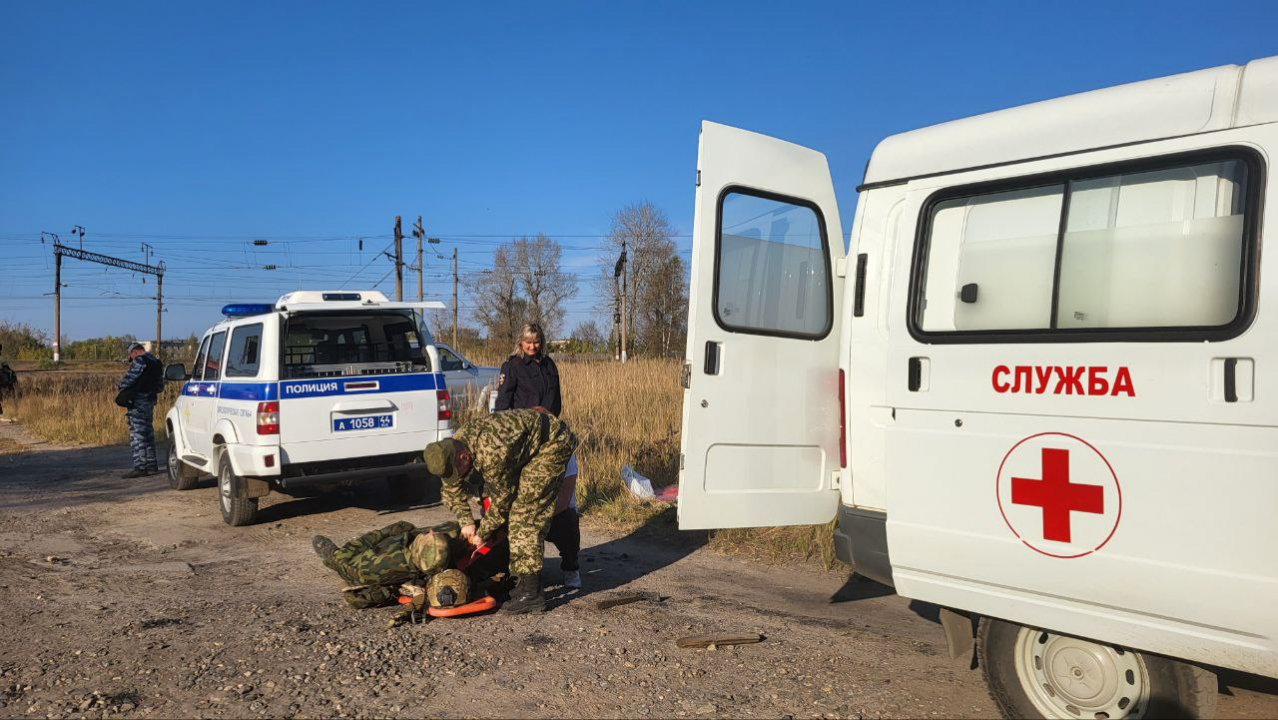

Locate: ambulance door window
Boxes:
[715,189,832,338]
[1056,160,1249,329]
[225,323,263,378]
[204,332,227,382]
[919,185,1064,332]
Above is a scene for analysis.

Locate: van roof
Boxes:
[861,55,1278,188]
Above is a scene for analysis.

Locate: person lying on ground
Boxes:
[311,520,464,609]
[423,407,578,615]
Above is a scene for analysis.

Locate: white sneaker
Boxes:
[562,570,582,589]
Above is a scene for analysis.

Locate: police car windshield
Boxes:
[281,310,430,379]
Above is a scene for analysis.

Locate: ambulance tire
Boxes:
[167,442,200,491]
[977,617,1218,719]
[217,452,259,527]
[386,473,427,504]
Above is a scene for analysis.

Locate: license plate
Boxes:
[333,414,395,432]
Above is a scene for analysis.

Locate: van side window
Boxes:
[204,331,227,381]
[225,323,263,378]
[1057,160,1248,329]
[914,152,1256,340]
[715,189,832,338]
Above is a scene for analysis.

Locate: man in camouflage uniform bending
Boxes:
[423,407,578,614]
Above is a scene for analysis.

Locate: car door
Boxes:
[678,121,846,530]
[435,344,477,406]
[184,330,226,458]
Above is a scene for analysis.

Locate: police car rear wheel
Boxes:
[978,618,1217,719]
[217,453,258,527]
[167,443,199,491]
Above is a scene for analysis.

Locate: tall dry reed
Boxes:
[7,372,178,446]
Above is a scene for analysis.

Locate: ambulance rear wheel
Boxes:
[386,472,427,504]
[978,618,1217,719]
[217,453,259,527]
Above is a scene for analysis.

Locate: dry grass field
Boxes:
[6,360,836,567]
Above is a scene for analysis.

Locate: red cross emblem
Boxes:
[997,433,1122,558]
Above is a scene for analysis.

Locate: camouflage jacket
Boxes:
[443,409,567,541]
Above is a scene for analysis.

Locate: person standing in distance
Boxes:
[493,324,582,589]
[117,342,164,478]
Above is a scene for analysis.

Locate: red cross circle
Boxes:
[996,432,1122,559]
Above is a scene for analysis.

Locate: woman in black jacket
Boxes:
[493,323,581,589]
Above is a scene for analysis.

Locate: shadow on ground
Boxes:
[544,505,708,610]
[829,572,944,627]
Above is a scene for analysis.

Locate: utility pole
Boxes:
[457,248,462,350]
[53,251,62,362]
[393,216,404,301]
[156,272,164,360]
[613,239,623,363]
[413,215,425,302]
[50,241,165,362]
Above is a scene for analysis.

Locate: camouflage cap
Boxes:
[405,522,463,575]
[427,569,470,608]
[423,438,461,483]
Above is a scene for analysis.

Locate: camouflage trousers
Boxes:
[508,425,578,577]
[126,395,157,470]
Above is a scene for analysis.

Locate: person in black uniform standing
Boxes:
[493,323,582,588]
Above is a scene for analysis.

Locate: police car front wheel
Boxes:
[977,617,1217,720]
[167,443,199,491]
[217,452,259,527]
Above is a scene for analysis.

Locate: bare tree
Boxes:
[569,319,605,352]
[595,201,679,356]
[464,244,527,346]
[512,234,577,338]
[637,255,688,356]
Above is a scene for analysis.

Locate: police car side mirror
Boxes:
[960,283,979,304]
[164,363,189,382]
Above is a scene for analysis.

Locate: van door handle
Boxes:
[1213,357,1252,403]
[908,357,930,392]
[704,341,721,375]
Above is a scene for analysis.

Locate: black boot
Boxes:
[501,573,545,614]
[311,535,338,569]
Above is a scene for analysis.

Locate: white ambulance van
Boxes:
[164,290,453,526]
[678,57,1277,719]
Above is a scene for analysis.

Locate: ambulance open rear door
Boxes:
[678,121,845,530]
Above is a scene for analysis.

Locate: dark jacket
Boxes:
[116,352,164,407]
[493,353,562,417]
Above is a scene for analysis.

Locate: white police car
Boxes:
[163,290,454,526]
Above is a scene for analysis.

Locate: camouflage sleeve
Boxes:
[117,357,145,391]
[441,479,479,529]
[474,455,518,541]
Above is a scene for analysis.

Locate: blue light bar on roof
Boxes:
[222,303,274,317]
[322,292,362,301]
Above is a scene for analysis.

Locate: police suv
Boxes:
[163,291,453,526]
[679,57,1277,718]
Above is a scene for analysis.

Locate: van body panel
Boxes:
[882,126,1276,675]
[682,57,1278,680]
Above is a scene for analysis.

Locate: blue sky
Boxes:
[3,2,1275,344]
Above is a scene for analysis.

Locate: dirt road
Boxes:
[1,425,1273,719]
